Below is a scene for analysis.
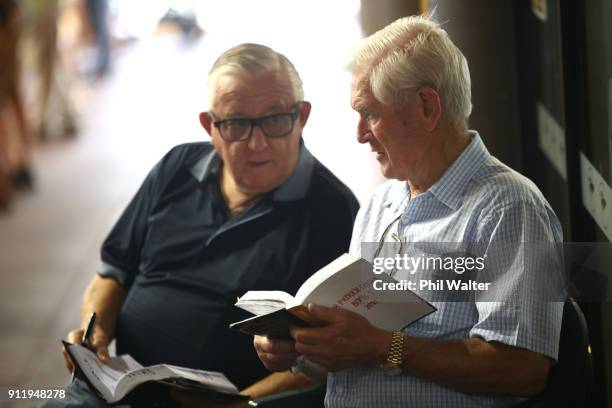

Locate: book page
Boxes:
[67,344,144,402]
[113,364,179,402]
[166,365,240,394]
[68,344,241,403]
[295,255,436,332]
[235,291,295,315]
[294,253,360,305]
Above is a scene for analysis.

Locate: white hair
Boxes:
[206,43,304,110]
[349,15,472,128]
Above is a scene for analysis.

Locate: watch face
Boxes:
[384,366,402,376]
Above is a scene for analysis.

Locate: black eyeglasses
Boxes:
[211,103,301,142]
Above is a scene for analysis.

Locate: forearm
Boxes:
[292,305,550,397]
[240,372,315,400]
[81,274,128,336]
[399,336,549,396]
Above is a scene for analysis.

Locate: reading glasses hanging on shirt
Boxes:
[373,215,404,277]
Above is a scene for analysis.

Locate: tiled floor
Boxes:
[0,12,383,407]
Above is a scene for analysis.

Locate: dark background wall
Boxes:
[427,0,523,171]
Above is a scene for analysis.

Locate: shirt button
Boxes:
[335,385,344,394]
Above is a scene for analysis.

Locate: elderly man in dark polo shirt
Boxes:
[47,43,359,407]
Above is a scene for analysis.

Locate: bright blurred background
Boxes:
[0,0,388,404]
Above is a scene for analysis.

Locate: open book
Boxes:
[230,253,436,338]
[64,342,247,404]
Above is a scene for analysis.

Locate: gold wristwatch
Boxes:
[381,330,404,376]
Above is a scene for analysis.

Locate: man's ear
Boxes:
[199,112,213,136]
[417,87,442,131]
[298,101,312,127]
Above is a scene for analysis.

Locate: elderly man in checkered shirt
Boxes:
[254,15,564,408]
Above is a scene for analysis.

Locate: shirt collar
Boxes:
[189,140,314,202]
[382,183,411,218]
[189,147,220,181]
[427,130,489,210]
[273,141,315,201]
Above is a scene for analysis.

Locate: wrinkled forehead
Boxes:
[210,70,296,116]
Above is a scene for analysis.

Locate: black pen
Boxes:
[71,312,97,383]
[81,312,97,348]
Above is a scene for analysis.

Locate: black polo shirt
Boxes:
[98,141,359,388]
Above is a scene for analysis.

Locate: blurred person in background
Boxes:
[0,0,33,209]
[42,43,359,407]
[21,0,78,140]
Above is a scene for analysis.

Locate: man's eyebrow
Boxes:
[351,102,366,112]
[352,103,373,115]
[219,104,292,119]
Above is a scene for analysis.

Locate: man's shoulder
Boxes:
[468,157,563,239]
[160,142,213,166]
[288,157,359,238]
[309,158,359,207]
[471,157,551,212]
[150,142,213,178]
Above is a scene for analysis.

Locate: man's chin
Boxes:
[376,160,391,177]
[378,164,401,181]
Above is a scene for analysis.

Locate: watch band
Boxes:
[387,330,405,365]
[381,330,404,376]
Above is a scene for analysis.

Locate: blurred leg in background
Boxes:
[26,0,78,141]
[0,0,33,209]
[84,0,110,78]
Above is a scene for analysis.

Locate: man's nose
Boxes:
[356,118,371,144]
[248,125,270,151]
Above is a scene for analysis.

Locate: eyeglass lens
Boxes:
[219,113,295,141]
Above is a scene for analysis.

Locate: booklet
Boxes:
[230,253,436,338]
[64,342,247,404]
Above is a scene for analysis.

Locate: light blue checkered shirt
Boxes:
[325,131,564,408]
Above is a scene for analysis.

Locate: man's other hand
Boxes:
[62,327,112,372]
[253,335,299,372]
[290,304,390,372]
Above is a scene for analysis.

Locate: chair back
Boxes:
[517,299,592,407]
